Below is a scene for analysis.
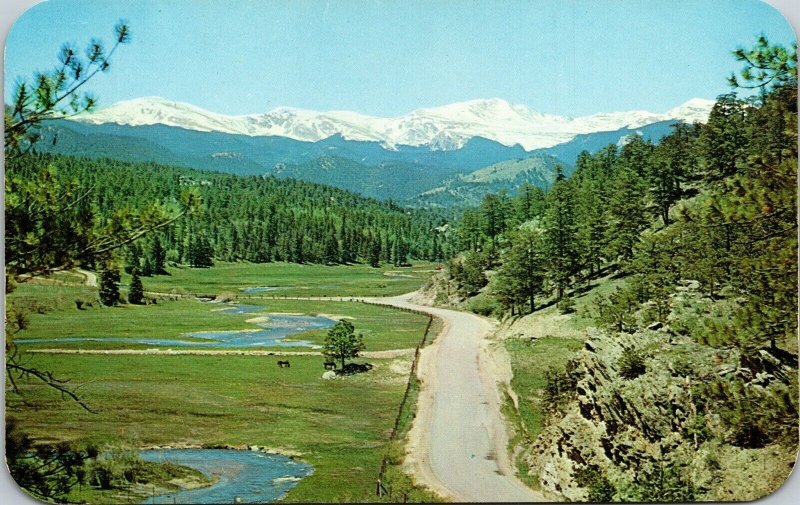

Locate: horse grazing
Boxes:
[323,361,337,370]
[277,360,291,368]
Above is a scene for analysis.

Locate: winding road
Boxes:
[368,293,544,502]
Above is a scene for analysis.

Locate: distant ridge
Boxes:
[74,96,715,152]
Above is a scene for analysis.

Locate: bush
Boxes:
[671,356,694,377]
[468,295,502,318]
[618,347,647,380]
[90,462,115,489]
[557,295,575,314]
[543,358,582,412]
[575,467,615,502]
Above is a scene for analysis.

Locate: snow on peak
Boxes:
[75,96,715,151]
[666,98,717,124]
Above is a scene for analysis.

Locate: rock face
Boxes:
[529,329,797,501]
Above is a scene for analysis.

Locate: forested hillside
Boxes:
[6,154,455,271]
[439,37,798,500]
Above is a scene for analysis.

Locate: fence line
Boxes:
[375,310,434,500]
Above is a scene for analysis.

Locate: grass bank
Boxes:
[500,274,625,487]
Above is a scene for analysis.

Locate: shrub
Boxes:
[90,462,115,489]
[671,356,694,377]
[468,295,502,318]
[543,358,582,412]
[575,467,615,502]
[618,347,647,379]
[557,295,575,314]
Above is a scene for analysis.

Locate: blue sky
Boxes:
[4,0,796,117]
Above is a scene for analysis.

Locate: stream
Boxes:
[139,448,313,504]
[16,304,336,348]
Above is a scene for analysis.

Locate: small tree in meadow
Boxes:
[323,320,365,370]
[99,266,121,306]
[128,271,144,304]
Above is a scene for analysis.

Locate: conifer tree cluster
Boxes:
[449,43,796,328]
[6,154,454,270]
[448,36,798,467]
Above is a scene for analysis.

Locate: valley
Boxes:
[4,4,798,504]
[6,264,440,503]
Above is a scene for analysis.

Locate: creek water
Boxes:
[238,286,287,294]
[139,448,313,504]
[16,304,336,348]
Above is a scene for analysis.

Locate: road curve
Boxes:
[367,293,544,502]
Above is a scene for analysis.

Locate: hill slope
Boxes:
[414,155,564,207]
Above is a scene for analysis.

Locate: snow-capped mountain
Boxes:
[75,96,715,151]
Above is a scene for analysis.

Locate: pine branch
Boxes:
[6,360,97,413]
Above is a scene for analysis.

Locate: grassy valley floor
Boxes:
[13,297,429,352]
[6,263,438,502]
[124,261,438,298]
[8,353,413,502]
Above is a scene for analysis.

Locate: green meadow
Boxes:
[128,261,438,297]
[6,264,437,502]
[7,353,415,503]
[11,295,429,352]
[502,274,625,442]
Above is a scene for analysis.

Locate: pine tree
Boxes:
[323,320,365,370]
[459,251,488,296]
[124,244,141,275]
[368,234,381,268]
[479,192,509,261]
[595,286,639,333]
[323,233,340,265]
[605,141,649,262]
[543,166,579,299]
[5,22,131,156]
[150,235,167,274]
[187,235,214,268]
[99,266,121,306]
[512,183,546,225]
[699,93,747,181]
[494,225,546,314]
[646,125,696,226]
[574,173,606,280]
[128,271,144,304]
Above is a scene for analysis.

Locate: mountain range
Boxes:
[40,96,716,206]
[74,96,714,151]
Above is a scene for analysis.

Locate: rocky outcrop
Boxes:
[529,328,798,501]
